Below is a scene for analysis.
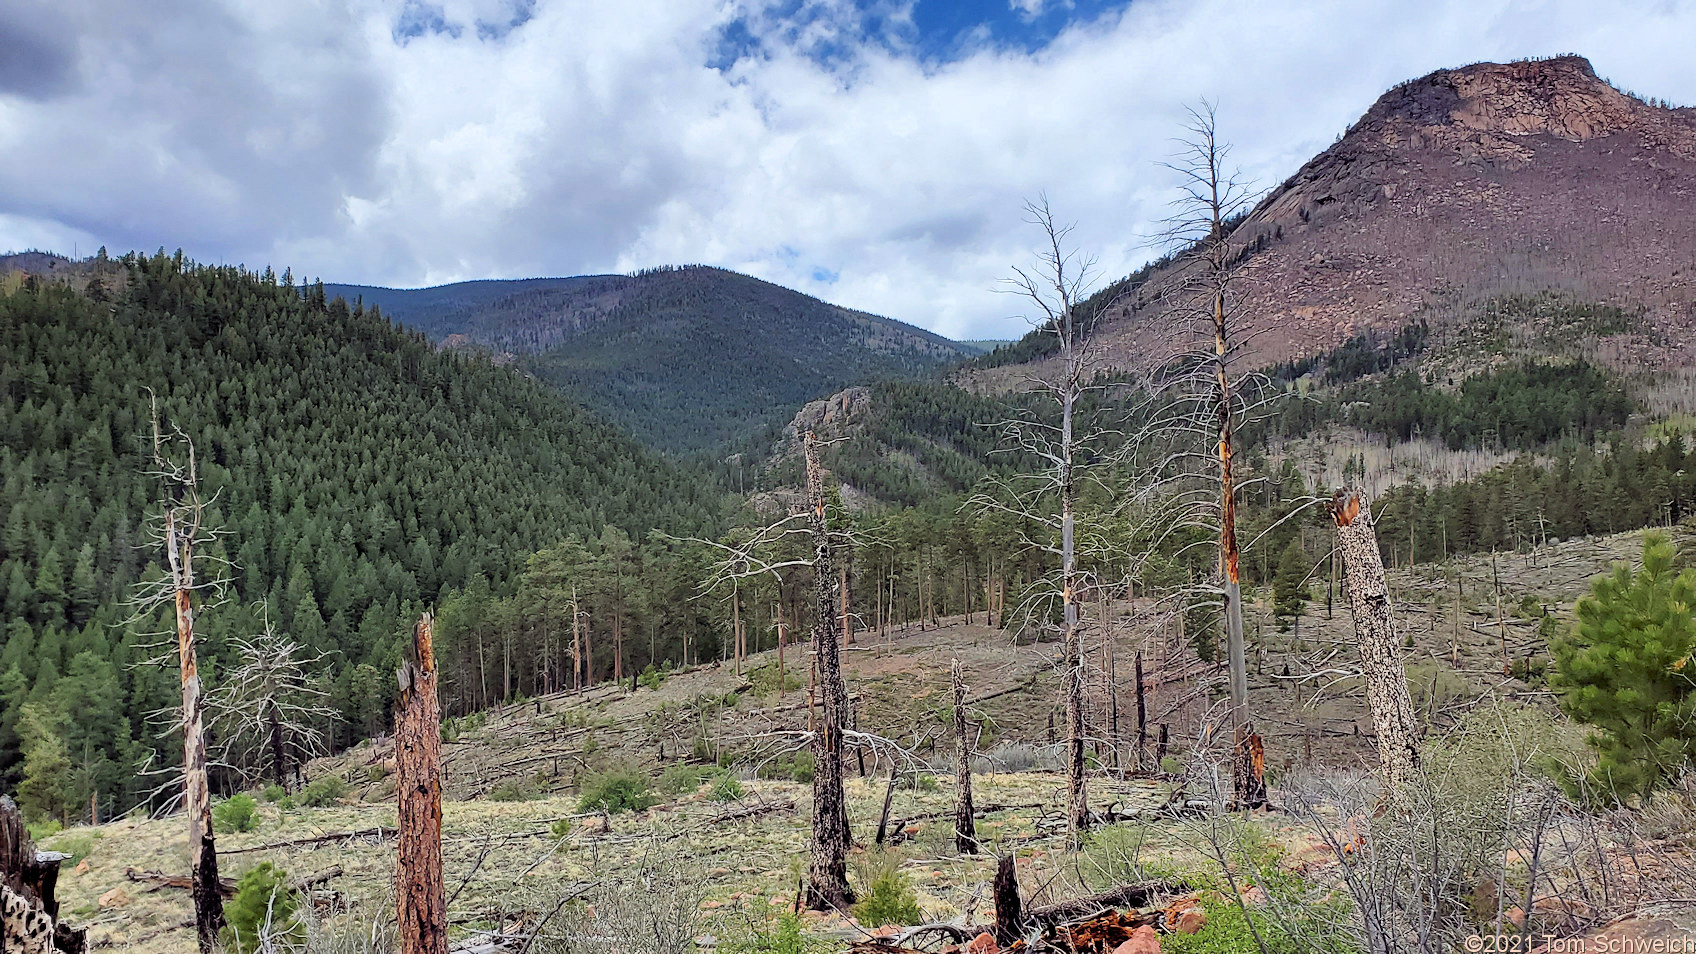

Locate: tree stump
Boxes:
[0,796,86,953]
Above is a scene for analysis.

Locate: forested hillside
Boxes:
[331,266,972,454]
[0,255,729,820]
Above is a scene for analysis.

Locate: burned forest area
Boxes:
[4,49,1696,954]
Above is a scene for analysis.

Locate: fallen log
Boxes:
[883,802,1047,843]
[293,866,344,890]
[1023,879,1191,928]
[222,826,396,855]
[91,918,194,948]
[124,866,238,898]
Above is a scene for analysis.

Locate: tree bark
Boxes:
[804,431,855,911]
[268,702,287,789]
[1,795,86,953]
[396,613,446,954]
[165,509,224,953]
[1134,651,1147,772]
[951,659,977,854]
[992,854,1023,949]
[1329,491,1423,794]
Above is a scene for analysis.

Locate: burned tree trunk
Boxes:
[162,504,225,953]
[804,430,855,911]
[1,796,86,953]
[268,703,287,789]
[396,613,446,954]
[875,763,898,846]
[1329,491,1423,794]
[1134,651,1148,772]
[993,854,1022,949]
[951,659,977,855]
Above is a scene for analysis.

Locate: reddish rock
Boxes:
[1110,925,1161,954]
[1174,908,1207,935]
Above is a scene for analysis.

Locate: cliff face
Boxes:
[1076,56,1696,373]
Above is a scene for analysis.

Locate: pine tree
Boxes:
[1552,533,1696,800]
[17,702,73,823]
[1272,538,1312,626]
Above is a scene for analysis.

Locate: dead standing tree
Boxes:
[131,397,226,952]
[1158,103,1267,809]
[951,659,977,854]
[803,430,855,910]
[972,197,1120,838]
[1328,491,1423,794]
[396,612,446,954]
[684,430,858,910]
[205,614,333,790]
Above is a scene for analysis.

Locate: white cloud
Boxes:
[3,0,1694,339]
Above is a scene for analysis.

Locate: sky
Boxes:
[2,0,1695,340]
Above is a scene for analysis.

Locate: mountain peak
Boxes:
[1364,55,1640,144]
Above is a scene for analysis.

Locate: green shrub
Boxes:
[488,775,548,802]
[747,663,804,697]
[1160,756,1184,775]
[576,769,657,814]
[550,817,573,841]
[221,862,303,953]
[659,763,715,795]
[299,775,348,808]
[638,665,665,690]
[1162,896,1309,954]
[366,764,390,783]
[719,912,822,954]
[757,752,816,783]
[213,794,258,834]
[852,865,923,928]
[709,773,745,802]
[26,819,61,842]
[42,830,101,866]
[897,773,938,793]
[261,784,287,803]
[275,796,295,812]
[790,752,815,783]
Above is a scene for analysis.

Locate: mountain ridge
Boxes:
[973,55,1696,383]
[331,265,972,454]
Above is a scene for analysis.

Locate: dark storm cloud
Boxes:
[0,12,79,100]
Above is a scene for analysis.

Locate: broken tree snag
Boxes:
[147,400,225,954]
[951,659,977,854]
[0,796,86,953]
[1329,490,1423,794]
[396,612,447,954]
[992,853,1022,949]
[875,763,898,847]
[1134,651,1147,772]
[803,430,855,911]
